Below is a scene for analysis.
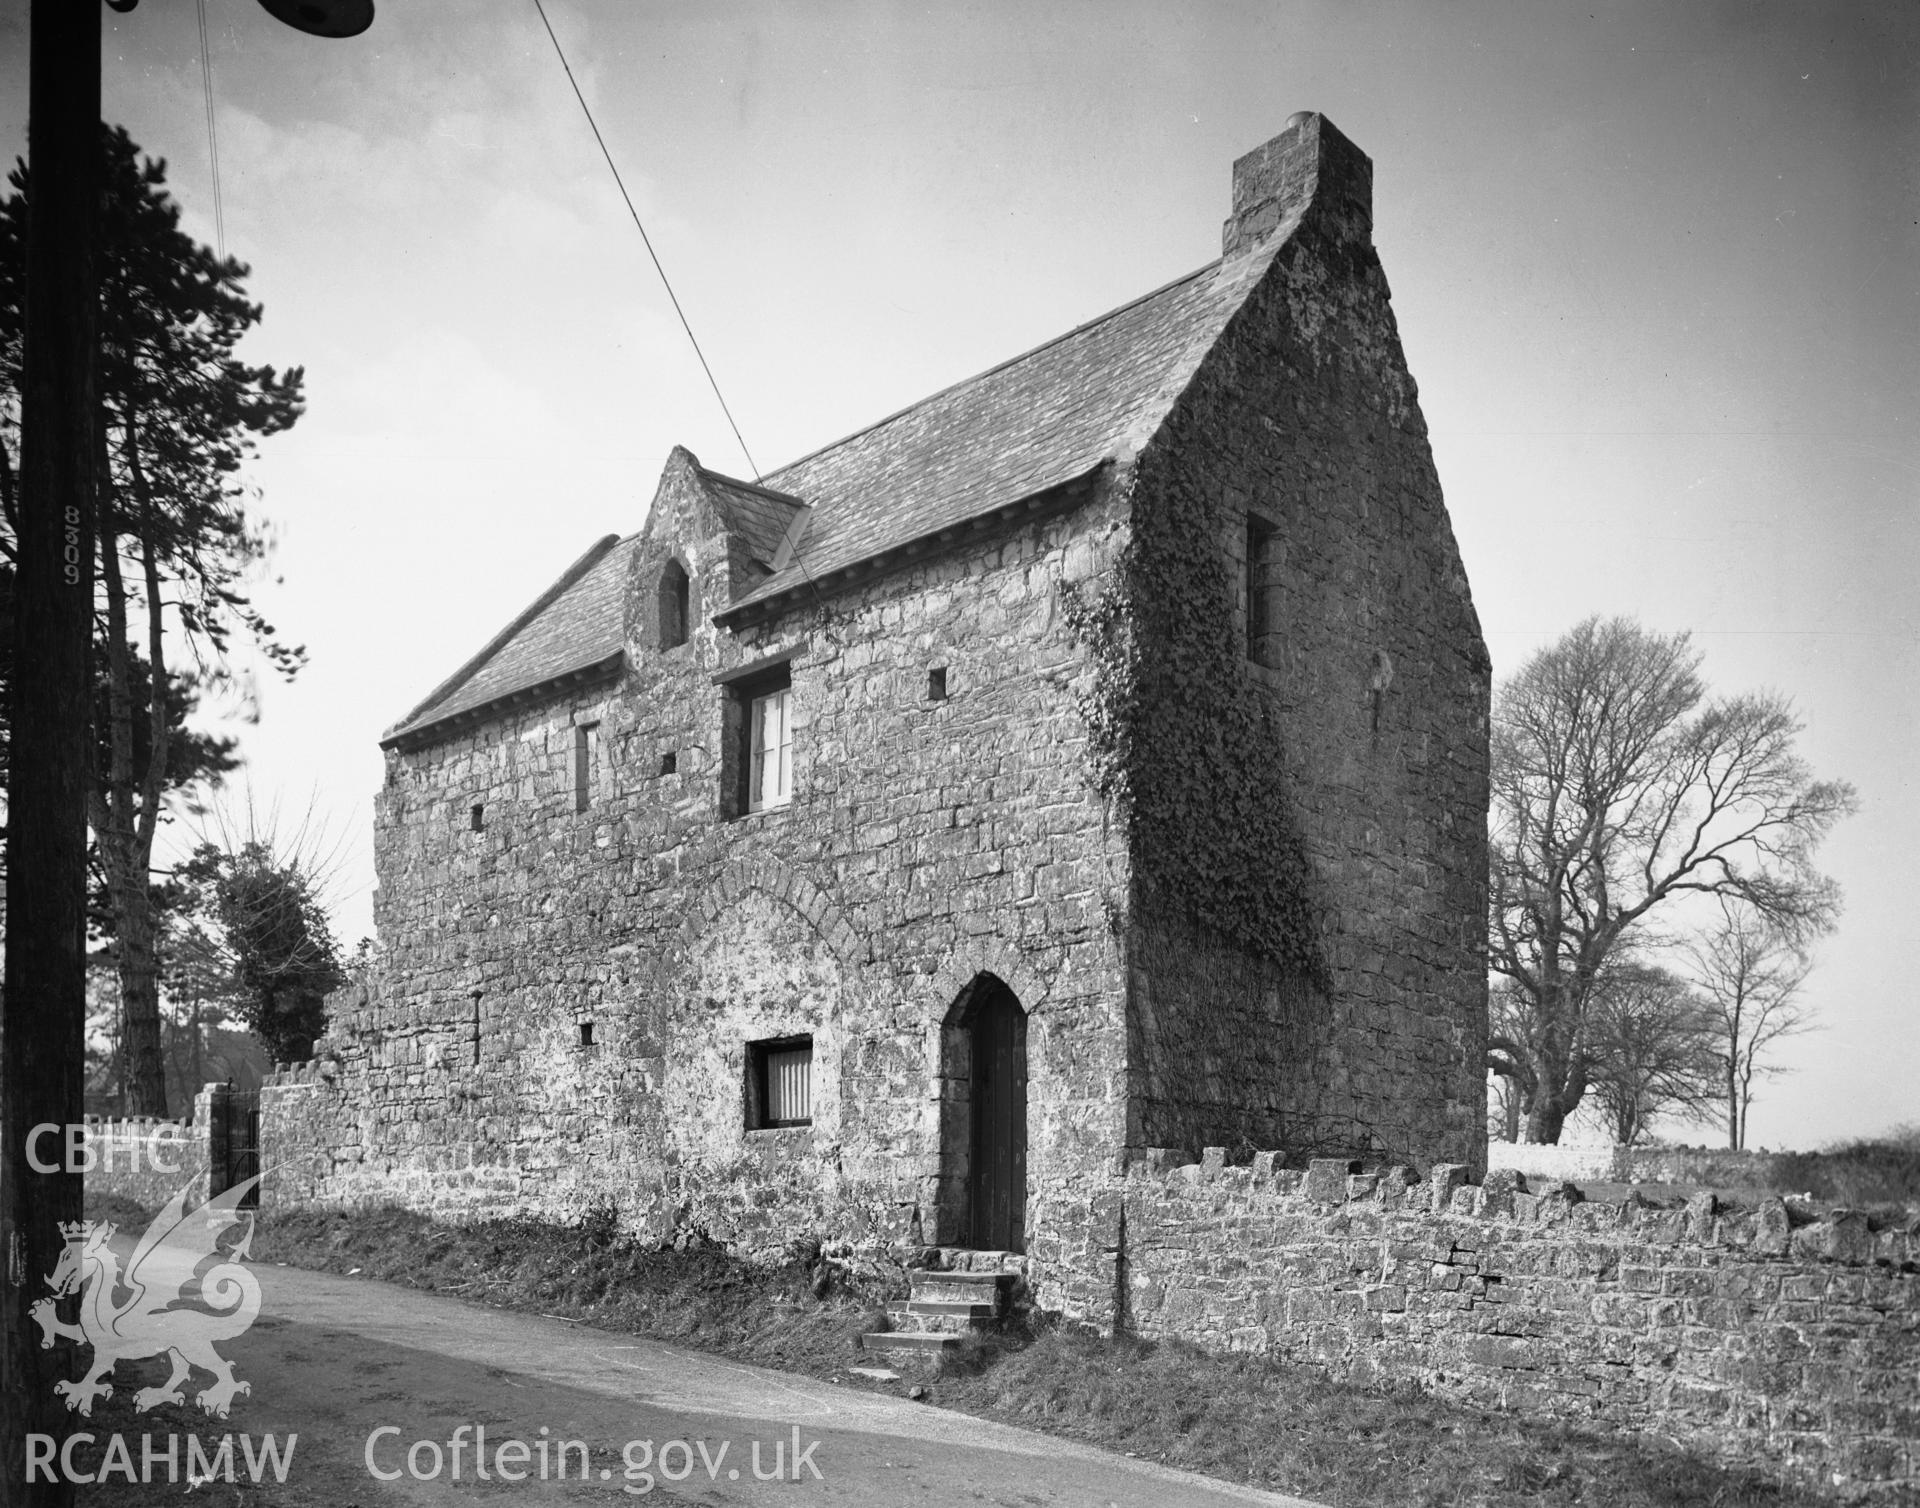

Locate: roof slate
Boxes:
[700,471,805,570]
[733,241,1282,610]
[385,221,1296,747]
[384,534,638,742]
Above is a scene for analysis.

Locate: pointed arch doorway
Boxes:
[940,973,1027,1253]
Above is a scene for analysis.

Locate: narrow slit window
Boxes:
[1245,514,1278,664]
[573,722,598,812]
[470,992,482,1065]
[578,1021,595,1048]
[659,750,677,777]
[927,666,948,701]
[470,803,485,832]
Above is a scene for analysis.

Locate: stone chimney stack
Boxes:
[1222,111,1373,257]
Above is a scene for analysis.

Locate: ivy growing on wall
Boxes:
[1063,464,1326,986]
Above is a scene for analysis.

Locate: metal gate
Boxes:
[214,1087,261,1207]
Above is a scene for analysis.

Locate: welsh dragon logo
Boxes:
[31,1177,263,1418]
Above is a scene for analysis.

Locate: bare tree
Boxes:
[1688,897,1817,1149]
[1487,1070,1525,1144]
[1487,617,1854,1142]
[171,792,350,1064]
[1486,983,1531,1142]
[1582,962,1716,1145]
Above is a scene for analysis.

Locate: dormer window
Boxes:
[659,559,690,649]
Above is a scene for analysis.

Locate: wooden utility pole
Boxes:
[2,1,101,1501]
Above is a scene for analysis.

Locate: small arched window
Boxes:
[658,559,690,649]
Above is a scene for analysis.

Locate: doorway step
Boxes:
[858,1255,1021,1362]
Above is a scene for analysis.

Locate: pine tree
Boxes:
[0,127,305,1115]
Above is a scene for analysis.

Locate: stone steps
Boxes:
[861,1330,965,1356]
[905,1270,1014,1305]
[885,1299,999,1334]
[859,1253,1020,1361]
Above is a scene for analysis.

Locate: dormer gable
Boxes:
[637,446,810,618]
[699,468,810,601]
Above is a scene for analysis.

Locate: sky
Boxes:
[0,0,1913,1150]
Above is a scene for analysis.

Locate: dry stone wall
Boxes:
[1067,1150,1918,1497]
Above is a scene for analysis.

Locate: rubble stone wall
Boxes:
[1062,1150,1919,1497]
[78,1105,206,1212]
[1113,152,1489,1171]
[282,472,1136,1257]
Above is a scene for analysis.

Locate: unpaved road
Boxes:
[151,1261,1323,1506]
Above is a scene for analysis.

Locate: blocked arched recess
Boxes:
[930,971,1031,1252]
[675,858,865,970]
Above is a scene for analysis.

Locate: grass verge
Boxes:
[1633,1132,1920,1213]
[932,1326,1824,1507]
[84,1193,1830,1507]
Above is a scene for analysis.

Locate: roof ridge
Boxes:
[760,256,1229,486]
[384,533,628,739]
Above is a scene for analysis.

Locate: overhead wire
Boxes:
[194,0,227,262]
[529,0,760,481]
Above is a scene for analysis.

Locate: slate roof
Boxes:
[382,534,636,747]
[700,471,806,571]
[729,241,1281,618]
[384,218,1297,748]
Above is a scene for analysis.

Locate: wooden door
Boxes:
[968,984,1027,1252]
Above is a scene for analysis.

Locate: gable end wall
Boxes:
[1118,208,1488,1172]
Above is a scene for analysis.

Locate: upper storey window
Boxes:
[749,682,792,812]
[719,657,794,819]
[573,721,599,812]
[659,559,690,649]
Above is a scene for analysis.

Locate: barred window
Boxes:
[747,1035,812,1129]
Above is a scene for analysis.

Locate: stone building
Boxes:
[278,112,1489,1313]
